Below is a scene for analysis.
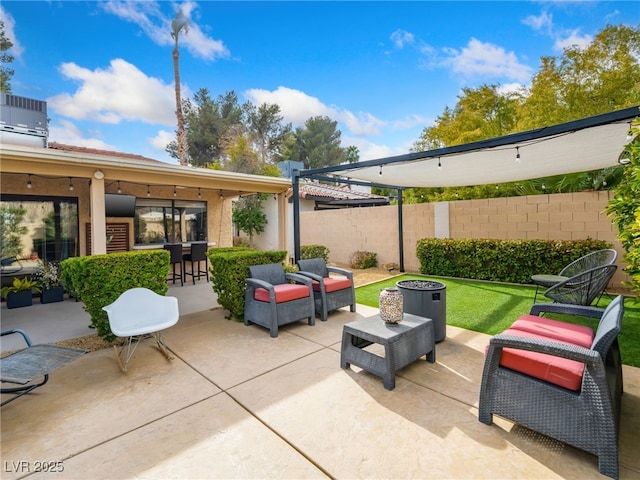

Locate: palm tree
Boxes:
[171,9,189,166]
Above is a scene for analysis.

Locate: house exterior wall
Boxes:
[0,172,234,257]
[299,190,628,289]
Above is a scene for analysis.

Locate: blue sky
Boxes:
[2,1,639,164]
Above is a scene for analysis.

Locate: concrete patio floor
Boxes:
[1,283,639,479]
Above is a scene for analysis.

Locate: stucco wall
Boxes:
[300,191,628,288]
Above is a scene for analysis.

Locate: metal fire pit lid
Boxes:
[396,280,446,290]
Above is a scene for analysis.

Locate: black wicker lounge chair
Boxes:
[296,258,356,322]
[244,263,315,337]
[479,295,624,479]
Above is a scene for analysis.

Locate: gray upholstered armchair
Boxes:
[296,258,355,322]
[479,295,624,479]
[244,263,315,338]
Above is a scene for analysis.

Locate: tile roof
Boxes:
[48,142,165,165]
[298,181,387,201]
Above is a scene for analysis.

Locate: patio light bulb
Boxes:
[173,186,177,197]
[117,181,122,194]
[147,185,151,197]
[68,177,74,191]
[515,147,521,163]
[27,174,32,189]
[437,158,442,171]
[627,130,634,142]
[379,165,383,176]
[198,188,202,199]
[219,193,224,200]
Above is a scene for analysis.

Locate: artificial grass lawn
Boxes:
[355,274,640,368]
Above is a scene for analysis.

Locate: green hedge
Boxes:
[61,250,169,342]
[300,244,329,262]
[416,238,612,284]
[208,248,287,320]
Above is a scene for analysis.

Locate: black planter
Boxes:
[6,290,34,309]
[41,286,65,304]
[396,280,447,342]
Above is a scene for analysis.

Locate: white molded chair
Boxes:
[102,288,179,373]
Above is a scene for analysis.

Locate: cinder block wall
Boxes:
[300,191,628,289]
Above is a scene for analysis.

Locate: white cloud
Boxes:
[390,29,414,49]
[443,38,533,82]
[554,30,593,51]
[48,119,117,150]
[244,86,386,137]
[100,0,229,61]
[48,59,180,126]
[0,6,24,58]
[150,129,177,160]
[392,114,430,131]
[522,11,553,34]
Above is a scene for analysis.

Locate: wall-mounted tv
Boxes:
[105,194,136,217]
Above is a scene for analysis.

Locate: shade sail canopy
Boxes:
[300,106,639,188]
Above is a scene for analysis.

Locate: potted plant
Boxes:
[1,276,40,309]
[33,261,65,304]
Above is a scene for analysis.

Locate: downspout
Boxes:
[397,188,405,272]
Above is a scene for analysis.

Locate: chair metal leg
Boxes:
[114,334,174,373]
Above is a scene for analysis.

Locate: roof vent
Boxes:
[0,93,48,148]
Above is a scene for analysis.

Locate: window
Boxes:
[134,199,207,245]
[0,194,79,262]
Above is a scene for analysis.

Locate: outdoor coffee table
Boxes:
[340,313,435,390]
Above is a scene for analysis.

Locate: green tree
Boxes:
[606,122,640,296]
[232,195,267,247]
[245,102,292,164]
[519,24,640,129]
[414,84,522,151]
[0,20,15,93]
[0,204,27,258]
[345,145,360,164]
[287,116,346,169]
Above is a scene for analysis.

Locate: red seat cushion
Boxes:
[497,328,585,391]
[510,314,594,348]
[312,277,352,293]
[255,284,309,303]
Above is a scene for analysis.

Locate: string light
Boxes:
[198,187,202,199]
[379,165,383,176]
[147,185,151,197]
[515,146,521,163]
[173,186,177,197]
[219,193,224,200]
[437,157,442,171]
[68,177,74,191]
[27,174,32,189]
[117,181,122,194]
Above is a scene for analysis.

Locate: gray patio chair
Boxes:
[244,263,315,338]
[1,329,86,406]
[479,295,625,479]
[531,248,617,303]
[296,258,356,322]
[543,264,617,306]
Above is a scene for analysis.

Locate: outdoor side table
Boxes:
[340,313,435,390]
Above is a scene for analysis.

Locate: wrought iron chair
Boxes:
[183,242,209,284]
[531,248,617,303]
[543,264,617,306]
[1,329,86,406]
[296,258,356,321]
[244,263,315,338]
[479,295,624,479]
[102,288,180,373]
[164,243,184,286]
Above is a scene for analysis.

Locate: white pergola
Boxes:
[292,106,640,267]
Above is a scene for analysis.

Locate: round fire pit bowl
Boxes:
[396,280,447,342]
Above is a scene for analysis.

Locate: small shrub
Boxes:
[300,244,330,262]
[350,251,378,269]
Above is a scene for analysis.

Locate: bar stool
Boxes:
[164,243,184,286]
[183,242,209,284]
